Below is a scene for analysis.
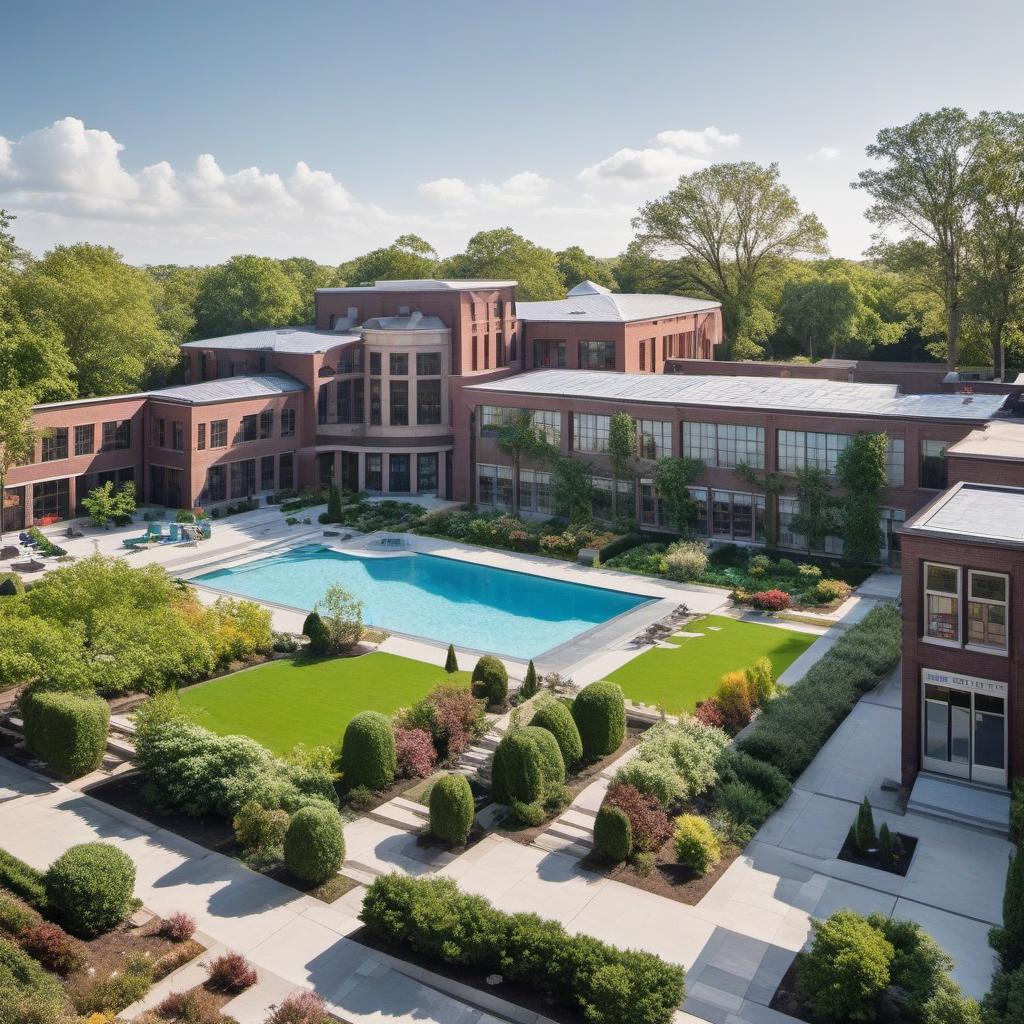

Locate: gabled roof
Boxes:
[181,328,356,354]
[149,373,306,405]
[515,290,720,323]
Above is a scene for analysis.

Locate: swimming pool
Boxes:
[192,544,652,659]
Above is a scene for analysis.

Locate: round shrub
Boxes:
[283,806,345,884]
[612,758,682,807]
[572,681,626,760]
[748,588,792,612]
[673,814,721,876]
[491,731,543,806]
[661,540,708,581]
[520,726,566,787]
[393,726,437,779]
[530,698,583,768]
[21,689,110,780]
[340,711,397,791]
[796,910,893,1022]
[429,774,475,845]
[594,805,632,862]
[471,655,508,705]
[233,801,289,853]
[510,800,546,826]
[44,842,136,938]
[302,611,330,656]
[266,990,331,1024]
[812,578,853,605]
[716,750,791,808]
[0,572,25,597]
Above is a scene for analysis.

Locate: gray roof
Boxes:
[902,482,1024,546]
[150,374,306,405]
[361,313,448,331]
[466,369,1007,421]
[318,279,516,293]
[946,420,1024,461]
[515,286,720,323]
[182,327,357,354]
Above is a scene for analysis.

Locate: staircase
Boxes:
[532,806,596,859]
[907,773,1010,836]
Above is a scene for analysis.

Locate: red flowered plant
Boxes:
[394,727,437,779]
[604,782,672,852]
[748,589,792,611]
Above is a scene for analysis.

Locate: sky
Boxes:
[2,0,1024,268]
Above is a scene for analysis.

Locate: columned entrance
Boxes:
[921,667,1007,788]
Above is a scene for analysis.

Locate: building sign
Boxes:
[921,667,1007,697]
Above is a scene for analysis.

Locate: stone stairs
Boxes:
[367,795,430,832]
[453,720,506,786]
[532,806,597,859]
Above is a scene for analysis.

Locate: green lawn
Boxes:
[177,652,470,754]
[606,614,816,716]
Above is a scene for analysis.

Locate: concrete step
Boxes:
[907,774,1010,836]
[559,807,598,831]
[343,860,382,885]
[367,800,429,832]
[532,833,592,860]
[545,820,594,846]
[390,796,430,818]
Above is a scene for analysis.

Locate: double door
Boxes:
[923,677,1007,788]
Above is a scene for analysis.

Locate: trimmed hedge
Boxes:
[530,698,583,769]
[0,849,47,908]
[340,711,397,791]
[471,655,508,705]
[44,842,136,938]
[429,773,475,845]
[598,532,643,563]
[360,874,685,1024]
[520,726,566,788]
[21,689,110,780]
[0,937,67,1024]
[491,732,543,806]
[572,681,626,760]
[716,750,791,808]
[283,805,345,884]
[594,805,632,862]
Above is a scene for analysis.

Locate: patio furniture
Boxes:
[18,532,36,547]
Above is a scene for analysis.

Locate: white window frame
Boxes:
[966,570,1009,655]
[923,561,961,647]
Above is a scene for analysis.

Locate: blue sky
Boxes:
[2,0,1022,266]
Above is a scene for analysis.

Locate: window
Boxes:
[532,410,560,446]
[683,422,764,468]
[42,428,68,462]
[636,419,672,460]
[708,489,765,541]
[369,380,382,425]
[777,430,850,474]
[235,415,257,443]
[533,340,566,368]
[389,454,411,492]
[390,353,408,376]
[777,495,843,554]
[33,478,69,521]
[259,410,273,439]
[924,563,960,644]
[968,571,1008,652]
[689,486,709,535]
[149,465,183,508]
[518,469,553,514]
[417,453,439,494]
[260,455,275,492]
[370,352,382,375]
[318,383,335,425]
[278,452,294,491]
[886,437,905,487]
[579,341,616,370]
[573,413,610,454]
[416,380,442,425]
[202,465,226,503]
[280,408,295,437]
[74,425,94,457]
[417,352,441,376]
[172,422,184,452]
[591,476,635,522]
[102,420,131,451]
[389,380,409,426]
[921,439,949,489]
[230,458,256,498]
[477,464,512,508]
[640,339,646,372]
[365,454,383,491]
[480,405,511,435]
[197,423,206,451]
[155,418,166,449]
[210,420,228,448]
[640,480,667,528]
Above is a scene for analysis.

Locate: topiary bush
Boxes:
[520,726,566,789]
[44,842,136,938]
[471,655,508,705]
[429,773,475,845]
[491,731,543,806]
[520,660,538,699]
[20,688,110,780]
[572,681,626,760]
[283,806,345,884]
[715,750,791,808]
[530,697,583,769]
[444,643,459,674]
[340,711,397,791]
[302,611,330,656]
[673,814,721,876]
[594,805,632,862]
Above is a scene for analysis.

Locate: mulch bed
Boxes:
[837,830,918,877]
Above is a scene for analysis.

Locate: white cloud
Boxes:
[416,176,478,205]
[654,126,741,153]
[288,160,354,213]
[811,146,841,162]
[418,170,550,207]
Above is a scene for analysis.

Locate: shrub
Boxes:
[397,684,486,763]
[994,845,1024,972]
[572,681,626,759]
[233,801,290,853]
[630,717,728,802]
[520,726,566,789]
[747,589,792,611]
[715,750,791,808]
[20,688,110,780]
[0,849,47,908]
[345,785,374,811]
[265,990,331,1024]
[982,966,1024,1024]
[798,562,822,580]
[429,774,475,845]
[444,644,459,674]
[393,726,437,779]
[594,806,632,862]
[0,937,67,1024]
[205,950,258,992]
[673,815,721,876]
[530,697,583,769]
[471,655,508,705]
[866,913,954,1017]
[776,558,798,576]
[744,657,776,708]
[301,611,330,656]
[1011,779,1024,846]
[747,554,772,577]
[0,571,25,596]
[73,951,153,1014]
[604,783,672,852]
[156,988,224,1024]
[714,781,773,829]
[316,583,363,652]
[613,758,682,806]
[854,797,876,854]
[271,631,300,653]
[0,892,40,936]
[812,578,853,605]
[715,672,753,732]
[510,800,546,826]
[283,806,345,884]
[44,842,136,938]
[491,732,543,806]
[520,660,538,699]
[693,698,726,729]
[661,540,709,582]
[922,983,981,1024]
[340,711,397,791]
[19,922,84,975]
[159,912,196,943]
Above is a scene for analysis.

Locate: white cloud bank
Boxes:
[417,170,551,207]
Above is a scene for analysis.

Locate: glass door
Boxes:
[922,681,1007,787]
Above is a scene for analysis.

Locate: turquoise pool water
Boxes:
[192,544,651,658]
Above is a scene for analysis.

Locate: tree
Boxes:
[607,413,637,522]
[278,257,340,323]
[444,228,564,300]
[339,235,440,286]
[193,255,302,338]
[836,433,888,564]
[735,464,785,546]
[555,245,616,291]
[315,583,363,652]
[550,455,594,523]
[13,244,177,396]
[0,388,37,543]
[790,467,838,554]
[110,481,137,524]
[146,263,204,345]
[779,275,859,360]
[634,162,828,355]
[444,644,459,674]
[81,481,116,528]
[497,411,547,515]
[651,456,703,533]
[855,108,992,370]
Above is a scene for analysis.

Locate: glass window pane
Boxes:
[926,564,958,594]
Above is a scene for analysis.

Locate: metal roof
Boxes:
[181,328,357,354]
[515,291,720,324]
[902,482,1024,545]
[317,279,516,293]
[361,313,448,331]
[466,369,1007,421]
[149,374,306,405]
[946,420,1024,461]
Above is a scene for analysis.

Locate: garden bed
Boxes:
[837,829,917,877]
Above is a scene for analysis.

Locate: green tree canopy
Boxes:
[339,235,440,286]
[193,254,303,338]
[555,245,616,291]
[443,228,564,300]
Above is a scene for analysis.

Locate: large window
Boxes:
[210,419,228,448]
[389,454,411,492]
[102,420,132,451]
[777,429,849,474]
[532,410,560,446]
[390,353,408,376]
[921,440,949,489]
[591,476,635,522]
[924,563,960,644]
[518,469,553,514]
[478,463,512,508]
[278,452,294,491]
[637,419,672,460]
[416,380,442,424]
[704,489,766,542]
[640,480,667,528]
[417,352,441,376]
[365,454,383,491]
[33,479,69,521]
[42,428,68,462]
[172,421,184,452]
[235,415,257,444]
[573,413,610,454]
[683,422,764,468]
[230,458,256,499]
[967,571,1008,652]
[886,437,905,487]
[260,455,275,492]
[202,465,226,504]
[480,406,560,445]
[389,380,409,426]
[778,495,843,554]
[417,453,439,494]
[579,341,616,370]
[280,409,296,437]
[533,340,566,368]
[370,352,382,376]
[369,379,382,425]
[259,410,273,439]
[197,423,206,451]
[74,425,94,457]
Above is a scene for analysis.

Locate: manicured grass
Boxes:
[606,614,817,716]
[177,652,470,754]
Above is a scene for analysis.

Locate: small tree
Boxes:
[497,411,547,515]
[837,432,888,564]
[520,660,538,700]
[429,773,475,845]
[651,456,703,533]
[994,845,1024,971]
[110,480,137,524]
[471,655,508,705]
[326,484,343,521]
[789,466,838,554]
[302,611,330,656]
[607,412,637,521]
[316,583,363,652]
[82,480,116,527]
[855,797,876,854]
[550,454,594,524]
[444,643,459,674]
